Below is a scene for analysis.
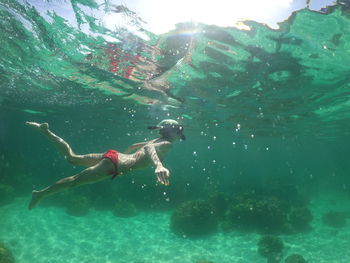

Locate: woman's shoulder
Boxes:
[146,138,172,146]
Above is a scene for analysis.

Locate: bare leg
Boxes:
[25,122,102,167]
[28,159,114,210]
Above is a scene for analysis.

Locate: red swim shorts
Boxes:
[102,149,119,179]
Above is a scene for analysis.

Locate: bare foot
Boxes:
[28,190,43,210]
[25,122,49,134]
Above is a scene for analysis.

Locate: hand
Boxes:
[155,166,170,186]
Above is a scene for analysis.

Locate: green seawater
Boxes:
[1,1,350,262]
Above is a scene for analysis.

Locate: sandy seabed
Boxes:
[0,194,349,263]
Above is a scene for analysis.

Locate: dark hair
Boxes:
[159,125,185,140]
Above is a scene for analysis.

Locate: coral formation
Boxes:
[112,199,138,217]
[288,206,313,232]
[222,191,313,234]
[171,200,218,237]
[284,254,307,263]
[322,211,348,228]
[0,242,15,263]
[261,183,309,207]
[208,192,228,218]
[224,191,288,233]
[258,235,284,263]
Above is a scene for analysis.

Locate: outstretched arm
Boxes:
[144,142,171,186]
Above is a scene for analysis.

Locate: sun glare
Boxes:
[142,0,293,33]
[104,0,294,34]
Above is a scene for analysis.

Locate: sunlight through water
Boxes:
[102,0,332,33]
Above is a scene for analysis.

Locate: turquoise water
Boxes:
[1,1,350,262]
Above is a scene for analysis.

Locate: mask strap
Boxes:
[147,126,159,130]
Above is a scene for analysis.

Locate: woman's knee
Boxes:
[67,154,82,165]
[56,176,77,188]
[67,154,102,167]
[66,175,83,187]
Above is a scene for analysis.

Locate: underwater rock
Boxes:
[224,191,288,233]
[112,199,138,217]
[322,211,348,228]
[171,200,218,238]
[65,195,90,216]
[208,192,229,218]
[258,235,284,263]
[259,183,309,207]
[223,191,313,234]
[0,242,15,263]
[284,254,307,263]
[288,206,313,232]
[0,184,15,206]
